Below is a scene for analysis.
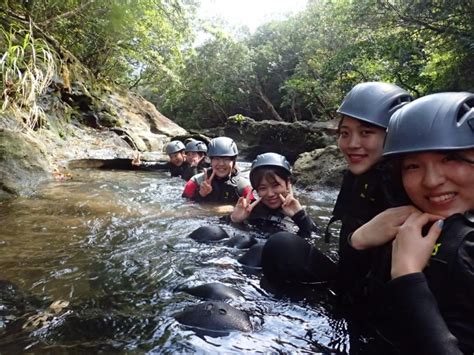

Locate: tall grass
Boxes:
[0,22,57,130]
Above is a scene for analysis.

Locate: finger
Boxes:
[248,196,262,211]
[245,190,253,205]
[425,219,444,242]
[287,182,293,196]
[209,169,216,182]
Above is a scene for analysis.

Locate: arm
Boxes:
[291,209,317,239]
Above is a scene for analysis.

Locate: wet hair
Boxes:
[337,115,383,135]
[251,167,291,190]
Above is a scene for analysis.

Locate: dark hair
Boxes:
[250,167,291,189]
[337,115,384,135]
[377,158,410,207]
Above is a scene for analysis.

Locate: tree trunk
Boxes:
[255,84,284,121]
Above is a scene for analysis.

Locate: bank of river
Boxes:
[0,166,354,353]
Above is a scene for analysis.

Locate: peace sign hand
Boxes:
[230,191,262,223]
[199,169,215,197]
[279,183,302,217]
[190,155,205,167]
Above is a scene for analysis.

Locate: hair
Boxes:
[337,115,383,135]
[251,167,291,189]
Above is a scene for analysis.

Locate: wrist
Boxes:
[391,264,420,279]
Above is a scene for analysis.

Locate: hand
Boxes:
[199,169,215,197]
[350,205,421,250]
[391,212,444,279]
[230,191,262,223]
[279,183,302,217]
[190,155,205,167]
[131,152,141,166]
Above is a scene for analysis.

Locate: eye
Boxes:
[360,129,375,136]
[402,162,419,171]
[339,130,349,138]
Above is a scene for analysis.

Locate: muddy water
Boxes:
[0,167,352,353]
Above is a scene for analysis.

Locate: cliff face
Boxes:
[0,68,188,200]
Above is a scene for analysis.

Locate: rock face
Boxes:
[293,145,347,188]
[0,82,188,199]
[222,115,338,162]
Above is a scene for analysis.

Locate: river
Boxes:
[0,165,356,353]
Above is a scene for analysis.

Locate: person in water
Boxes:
[181,140,210,181]
[230,152,317,238]
[261,82,414,291]
[182,137,252,203]
[349,92,474,355]
[132,140,190,179]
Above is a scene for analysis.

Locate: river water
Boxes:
[0,165,354,353]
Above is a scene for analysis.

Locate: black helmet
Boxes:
[249,153,291,188]
[165,140,185,155]
[208,137,238,157]
[337,82,413,128]
[383,92,474,157]
[185,140,208,154]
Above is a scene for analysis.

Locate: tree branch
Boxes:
[39,0,95,26]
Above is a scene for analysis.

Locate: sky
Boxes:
[197,0,309,33]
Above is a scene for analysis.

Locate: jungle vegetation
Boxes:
[1,0,473,130]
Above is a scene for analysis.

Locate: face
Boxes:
[256,174,289,209]
[211,157,234,178]
[338,116,386,175]
[401,150,474,218]
[169,151,185,166]
[186,151,200,164]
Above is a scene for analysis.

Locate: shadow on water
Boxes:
[0,167,354,353]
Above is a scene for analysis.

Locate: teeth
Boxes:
[429,193,455,203]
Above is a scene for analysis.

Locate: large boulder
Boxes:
[0,129,52,198]
[223,115,337,162]
[293,145,346,188]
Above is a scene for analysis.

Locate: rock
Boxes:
[224,234,258,249]
[174,301,252,337]
[223,115,337,162]
[293,145,346,188]
[0,130,51,198]
[238,243,265,268]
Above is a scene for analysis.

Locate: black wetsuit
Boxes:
[182,169,252,204]
[386,210,474,355]
[137,161,189,179]
[181,158,211,181]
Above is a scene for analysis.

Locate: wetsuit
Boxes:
[136,161,189,179]
[386,210,474,355]
[182,169,252,203]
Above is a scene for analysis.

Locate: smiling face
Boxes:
[211,156,234,178]
[401,150,474,218]
[337,116,386,175]
[186,151,200,164]
[169,151,185,166]
[256,173,289,209]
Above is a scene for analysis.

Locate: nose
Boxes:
[347,133,361,148]
[422,163,446,188]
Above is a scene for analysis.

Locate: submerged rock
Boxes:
[183,282,244,301]
[237,243,265,268]
[224,234,258,249]
[174,301,252,337]
[187,225,229,243]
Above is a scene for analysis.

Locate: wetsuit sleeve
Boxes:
[236,176,252,198]
[182,175,199,199]
[388,273,462,355]
[137,161,170,171]
[181,165,198,181]
[291,209,317,239]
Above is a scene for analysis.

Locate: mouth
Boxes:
[348,154,367,164]
[427,192,456,205]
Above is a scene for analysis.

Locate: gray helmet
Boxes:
[165,140,185,155]
[383,92,474,157]
[337,82,413,128]
[250,153,291,188]
[208,137,238,157]
[185,140,208,154]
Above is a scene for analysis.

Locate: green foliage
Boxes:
[0,23,56,129]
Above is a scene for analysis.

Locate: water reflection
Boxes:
[0,168,347,353]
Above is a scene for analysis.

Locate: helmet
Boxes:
[383,92,474,157]
[249,153,291,188]
[185,140,208,154]
[337,82,413,128]
[208,137,238,157]
[165,140,185,155]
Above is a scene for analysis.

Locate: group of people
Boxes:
[137,82,474,354]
